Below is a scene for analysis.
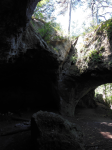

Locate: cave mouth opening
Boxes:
[76,83,112,120]
[0,64,60,115]
[95,83,112,110]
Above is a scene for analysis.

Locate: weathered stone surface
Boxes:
[0,13,71,113]
[77,89,97,108]
[59,21,112,116]
[95,94,104,103]
[0,0,41,112]
[0,26,59,112]
[31,111,85,150]
[29,18,71,63]
[0,0,60,112]
[1,0,112,119]
[0,0,41,58]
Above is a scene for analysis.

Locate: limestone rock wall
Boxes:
[0,8,71,113]
[59,21,112,116]
[77,89,97,108]
[0,0,41,60]
[1,0,112,118]
[0,0,59,112]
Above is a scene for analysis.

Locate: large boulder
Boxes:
[95,94,104,103]
[31,111,85,150]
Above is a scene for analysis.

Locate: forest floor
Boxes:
[64,102,112,150]
[0,103,112,150]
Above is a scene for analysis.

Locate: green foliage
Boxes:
[31,18,68,46]
[33,0,50,20]
[107,95,112,104]
[86,49,103,63]
[97,18,112,39]
[33,12,44,20]
[99,46,104,51]
[95,83,112,108]
[30,20,35,27]
[37,20,67,43]
[108,61,112,65]
[38,22,52,42]
[33,0,56,22]
[54,35,64,40]
[53,22,62,32]
[91,50,102,62]
[37,0,49,7]
[32,0,67,43]
[70,55,77,63]
[53,47,59,52]
[82,22,99,36]
[81,18,112,37]
[97,38,101,43]
[71,35,79,40]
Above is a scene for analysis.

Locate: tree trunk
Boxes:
[96,4,99,25]
[91,0,95,26]
[68,0,72,35]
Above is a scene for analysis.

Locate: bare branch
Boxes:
[98,15,106,20]
[99,12,112,16]
[98,6,112,9]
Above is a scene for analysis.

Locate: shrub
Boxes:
[97,18,112,39]
[38,22,52,42]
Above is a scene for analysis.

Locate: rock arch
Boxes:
[1,0,112,118]
[59,23,112,116]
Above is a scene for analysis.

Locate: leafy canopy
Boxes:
[33,0,55,21]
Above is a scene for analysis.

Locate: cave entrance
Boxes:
[75,83,112,121]
[77,83,112,110]
[95,83,112,110]
[72,84,112,149]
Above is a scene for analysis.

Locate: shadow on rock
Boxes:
[31,111,85,150]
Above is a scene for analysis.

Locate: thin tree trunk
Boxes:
[96,3,99,25]
[68,0,72,35]
[91,0,95,26]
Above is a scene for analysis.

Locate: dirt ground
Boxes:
[0,103,112,150]
[64,103,112,150]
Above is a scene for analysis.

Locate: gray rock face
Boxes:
[0,10,70,113]
[31,111,85,150]
[0,24,60,112]
[59,21,112,116]
[0,0,60,112]
[1,0,112,119]
[77,89,97,108]
[95,94,104,104]
[0,0,41,58]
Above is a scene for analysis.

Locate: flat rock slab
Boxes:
[31,111,85,150]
